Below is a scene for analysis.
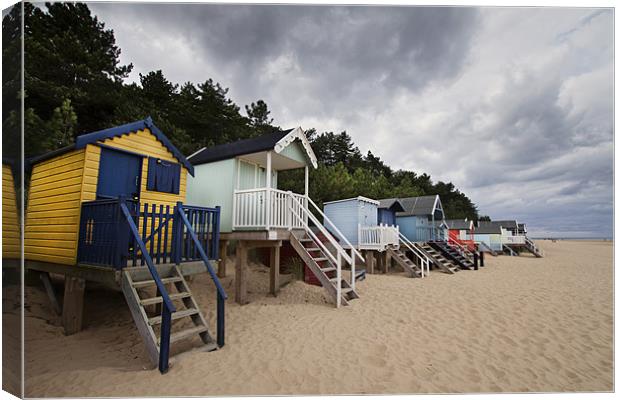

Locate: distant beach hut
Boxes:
[393,195,446,242]
[24,117,226,373]
[472,223,503,253]
[187,128,362,307]
[377,198,406,226]
[445,219,475,251]
[323,196,430,278]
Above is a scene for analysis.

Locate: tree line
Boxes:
[2,2,481,220]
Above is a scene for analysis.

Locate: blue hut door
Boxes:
[97,147,142,201]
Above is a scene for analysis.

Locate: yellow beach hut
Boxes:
[24,117,226,373]
[2,159,20,261]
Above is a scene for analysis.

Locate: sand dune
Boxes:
[15,240,613,396]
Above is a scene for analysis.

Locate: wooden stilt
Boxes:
[235,241,248,305]
[383,252,390,274]
[376,252,384,273]
[269,246,281,296]
[62,276,86,335]
[364,251,374,274]
[40,272,61,315]
[218,240,229,278]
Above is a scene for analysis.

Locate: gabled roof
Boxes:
[324,196,380,206]
[378,198,406,212]
[394,195,444,218]
[189,127,318,168]
[474,225,502,234]
[491,220,519,229]
[28,117,194,175]
[445,219,473,230]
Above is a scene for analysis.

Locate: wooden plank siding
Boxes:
[24,149,86,265]
[83,129,188,257]
[2,164,20,259]
[24,127,189,267]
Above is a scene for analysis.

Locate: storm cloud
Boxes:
[89,4,613,238]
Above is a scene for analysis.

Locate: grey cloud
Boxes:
[87,4,612,238]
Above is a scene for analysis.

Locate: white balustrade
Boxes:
[233,188,306,230]
[502,235,526,244]
[358,224,399,250]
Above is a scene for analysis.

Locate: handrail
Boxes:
[289,206,339,266]
[119,199,175,374]
[290,197,344,265]
[289,202,343,306]
[177,204,227,347]
[306,196,365,263]
[398,231,431,277]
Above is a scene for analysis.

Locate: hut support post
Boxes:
[364,250,375,274]
[62,276,85,335]
[218,240,229,278]
[269,245,280,296]
[384,251,390,274]
[235,241,248,305]
[480,251,485,267]
[40,272,61,315]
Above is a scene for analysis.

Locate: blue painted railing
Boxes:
[76,197,225,371]
[119,197,175,373]
[77,198,139,267]
[77,199,220,268]
[176,202,227,347]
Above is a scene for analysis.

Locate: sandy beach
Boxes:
[13,240,613,396]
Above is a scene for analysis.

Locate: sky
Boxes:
[88,3,614,238]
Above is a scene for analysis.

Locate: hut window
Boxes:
[147,157,181,194]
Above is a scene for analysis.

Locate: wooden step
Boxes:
[148,308,199,325]
[313,257,328,262]
[321,267,336,273]
[132,276,183,288]
[160,325,209,345]
[300,238,313,242]
[306,247,321,252]
[140,292,191,306]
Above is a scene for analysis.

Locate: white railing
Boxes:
[358,223,400,250]
[233,188,306,230]
[289,196,364,307]
[502,235,526,244]
[398,231,431,278]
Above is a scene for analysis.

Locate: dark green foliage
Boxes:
[5,2,480,220]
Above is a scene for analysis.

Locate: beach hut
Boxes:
[24,117,226,373]
[479,220,542,257]
[187,128,362,307]
[377,198,406,226]
[445,219,475,251]
[323,196,428,278]
[3,159,20,261]
[472,223,503,253]
[393,195,446,242]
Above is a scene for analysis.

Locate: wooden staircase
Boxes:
[431,241,475,270]
[502,244,518,256]
[524,237,543,257]
[290,233,359,306]
[121,265,217,367]
[386,245,423,278]
[419,243,459,274]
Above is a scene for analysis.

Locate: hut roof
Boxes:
[490,220,519,229]
[189,127,318,168]
[445,219,472,230]
[395,195,443,218]
[377,198,406,212]
[324,196,380,206]
[474,224,502,234]
[28,117,194,175]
